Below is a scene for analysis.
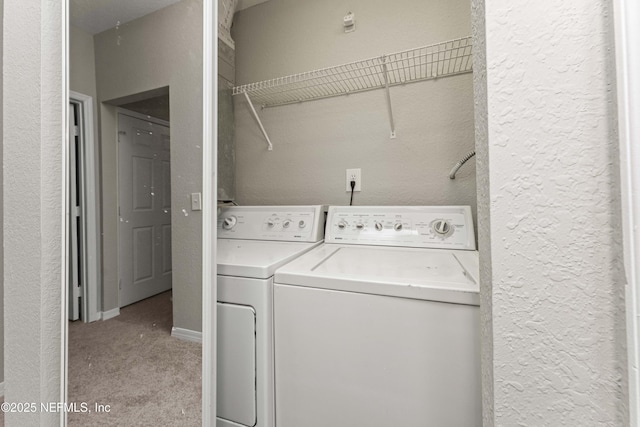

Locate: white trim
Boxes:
[613,0,640,425]
[70,91,101,323]
[202,0,218,425]
[171,327,203,344]
[62,1,70,425]
[100,308,121,321]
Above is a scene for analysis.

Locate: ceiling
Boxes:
[69,0,182,35]
[236,0,269,11]
[70,0,271,35]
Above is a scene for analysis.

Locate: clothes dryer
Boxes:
[216,205,325,427]
[273,205,480,427]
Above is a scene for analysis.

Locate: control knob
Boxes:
[432,219,452,236]
[374,222,383,231]
[222,216,237,230]
[394,222,403,231]
[266,219,275,228]
[356,223,364,230]
[298,220,306,228]
[337,220,348,230]
[283,219,292,228]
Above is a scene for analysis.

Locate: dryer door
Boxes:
[217,302,257,426]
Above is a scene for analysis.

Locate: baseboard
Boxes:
[101,307,120,321]
[171,327,202,343]
[0,381,4,397]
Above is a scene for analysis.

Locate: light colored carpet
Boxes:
[67,291,202,426]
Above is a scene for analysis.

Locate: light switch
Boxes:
[191,193,202,211]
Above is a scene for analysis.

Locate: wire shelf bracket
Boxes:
[243,92,273,151]
[234,36,472,149]
[381,55,397,139]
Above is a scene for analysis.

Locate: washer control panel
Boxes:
[218,205,326,242]
[325,206,475,250]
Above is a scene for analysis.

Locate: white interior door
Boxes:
[118,112,172,307]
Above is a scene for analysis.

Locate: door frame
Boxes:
[63,3,217,427]
[613,0,640,424]
[203,0,218,424]
[69,91,101,323]
[115,108,171,308]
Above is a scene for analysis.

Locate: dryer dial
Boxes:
[223,216,237,230]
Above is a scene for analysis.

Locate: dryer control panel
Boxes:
[218,205,326,242]
[325,206,476,250]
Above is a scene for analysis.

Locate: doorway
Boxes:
[117,110,172,307]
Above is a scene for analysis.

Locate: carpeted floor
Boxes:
[67,291,202,426]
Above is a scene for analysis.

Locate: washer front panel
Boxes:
[325,205,475,250]
[273,284,481,427]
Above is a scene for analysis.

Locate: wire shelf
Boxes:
[233,36,472,108]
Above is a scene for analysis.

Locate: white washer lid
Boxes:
[275,244,480,305]
[217,239,322,279]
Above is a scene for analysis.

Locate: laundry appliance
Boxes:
[273,205,480,427]
[216,205,326,427]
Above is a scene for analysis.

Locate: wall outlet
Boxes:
[346,168,361,192]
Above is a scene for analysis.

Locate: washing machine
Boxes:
[216,205,326,427]
[273,205,481,427]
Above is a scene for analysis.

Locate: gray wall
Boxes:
[93,0,203,332]
[218,38,236,202]
[4,0,63,424]
[232,0,476,214]
[475,0,628,425]
[70,25,98,100]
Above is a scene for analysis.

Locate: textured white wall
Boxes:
[3,0,63,425]
[476,1,628,425]
[93,0,203,332]
[232,0,477,215]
